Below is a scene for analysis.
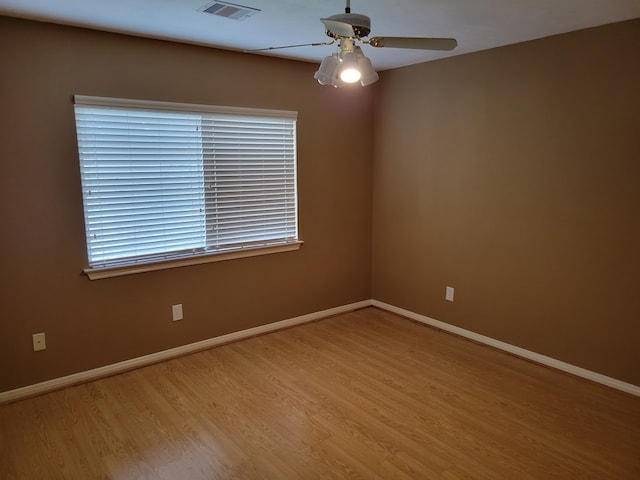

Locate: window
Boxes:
[73,96,300,279]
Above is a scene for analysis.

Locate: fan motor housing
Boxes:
[326,13,371,37]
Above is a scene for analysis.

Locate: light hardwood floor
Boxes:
[1,307,639,479]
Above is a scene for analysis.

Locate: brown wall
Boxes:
[0,16,373,391]
[2,15,638,393]
[372,19,640,385]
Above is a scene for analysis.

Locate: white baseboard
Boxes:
[3,298,638,403]
[0,300,372,404]
[372,300,640,397]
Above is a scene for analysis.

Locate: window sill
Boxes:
[83,241,303,280]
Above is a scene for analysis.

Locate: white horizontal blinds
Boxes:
[74,96,298,269]
[75,106,206,267]
[203,114,297,249]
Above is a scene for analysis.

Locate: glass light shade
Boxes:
[358,56,379,86]
[339,51,361,83]
[314,54,339,85]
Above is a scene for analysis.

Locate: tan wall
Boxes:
[0,17,373,391]
[372,19,640,385]
[2,15,638,393]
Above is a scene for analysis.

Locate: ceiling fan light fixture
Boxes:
[313,25,382,88]
[253,0,458,88]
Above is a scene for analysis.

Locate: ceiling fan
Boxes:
[249,0,458,87]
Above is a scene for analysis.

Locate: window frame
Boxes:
[73,95,302,280]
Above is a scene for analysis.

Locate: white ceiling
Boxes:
[1,0,639,71]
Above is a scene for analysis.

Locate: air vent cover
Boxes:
[199,1,260,21]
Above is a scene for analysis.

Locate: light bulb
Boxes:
[339,50,361,83]
[340,68,361,83]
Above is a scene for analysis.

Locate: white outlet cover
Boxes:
[32,332,46,351]
[172,304,183,321]
[445,286,455,302]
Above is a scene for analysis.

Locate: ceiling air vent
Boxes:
[199,1,260,21]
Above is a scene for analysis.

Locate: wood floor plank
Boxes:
[1,307,639,479]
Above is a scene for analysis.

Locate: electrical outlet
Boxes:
[445,286,455,302]
[32,332,46,351]
[172,304,183,321]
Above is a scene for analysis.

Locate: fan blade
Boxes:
[245,41,334,52]
[321,18,355,38]
[368,37,457,51]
